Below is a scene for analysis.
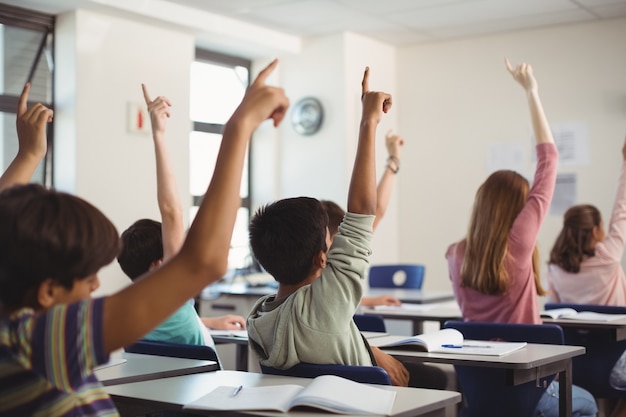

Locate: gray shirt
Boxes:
[247,212,375,369]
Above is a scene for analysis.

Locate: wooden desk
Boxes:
[105,370,461,417]
[542,317,626,342]
[95,352,219,387]
[211,330,249,371]
[361,303,462,334]
[368,337,585,417]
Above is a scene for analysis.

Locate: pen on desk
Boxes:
[441,344,492,348]
[231,385,243,397]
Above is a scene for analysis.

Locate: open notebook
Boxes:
[368,328,527,356]
[541,308,626,321]
[183,374,396,415]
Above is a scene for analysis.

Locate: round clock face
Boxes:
[291,97,324,135]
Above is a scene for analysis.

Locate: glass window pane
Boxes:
[190,62,248,124]
[1,112,44,183]
[0,25,52,101]
[189,131,248,199]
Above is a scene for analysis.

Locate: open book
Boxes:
[368,328,527,356]
[183,374,396,415]
[540,308,626,321]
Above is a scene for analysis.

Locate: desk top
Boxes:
[95,352,219,386]
[542,316,626,328]
[203,282,454,305]
[105,370,461,417]
[364,288,455,304]
[361,304,462,321]
[367,339,585,370]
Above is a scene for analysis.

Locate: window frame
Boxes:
[0,3,55,186]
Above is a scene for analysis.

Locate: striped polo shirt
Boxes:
[0,297,118,416]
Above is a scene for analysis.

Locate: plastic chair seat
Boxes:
[260,362,391,385]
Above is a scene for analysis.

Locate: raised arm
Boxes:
[141,84,184,260]
[103,60,288,352]
[0,83,52,192]
[347,67,392,215]
[373,130,404,231]
[505,58,554,145]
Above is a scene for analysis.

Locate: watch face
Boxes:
[291,97,323,135]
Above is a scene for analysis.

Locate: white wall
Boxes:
[54,9,195,296]
[397,18,626,292]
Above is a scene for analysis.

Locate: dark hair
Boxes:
[118,219,163,280]
[320,200,345,237]
[549,204,601,273]
[249,197,328,285]
[0,184,120,312]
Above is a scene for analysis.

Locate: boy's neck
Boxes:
[276,272,319,300]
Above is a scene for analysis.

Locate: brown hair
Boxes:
[0,184,120,312]
[549,204,601,273]
[461,170,545,295]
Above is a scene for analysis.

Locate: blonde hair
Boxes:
[461,170,546,296]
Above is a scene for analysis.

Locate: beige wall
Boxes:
[396,18,626,292]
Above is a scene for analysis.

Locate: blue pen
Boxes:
[441,344,463,348]
[231,385,243,397]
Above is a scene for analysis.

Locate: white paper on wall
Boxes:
[550,173,577,216]
[486,143,525,175]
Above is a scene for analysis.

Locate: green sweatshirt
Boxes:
[247,212,375,369]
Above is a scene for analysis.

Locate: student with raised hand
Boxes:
[0,83,52,192]
[247,68,446,390]
[320,128,405,308]
[445,59,597,417]
[0,60,288,417]
[117,84,245,349]
[547,137,626,305]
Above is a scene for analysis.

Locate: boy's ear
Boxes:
[149,259,163,271]
[37,278,58,310]
[313,250,327,269]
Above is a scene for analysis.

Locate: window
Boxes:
[0,4,54,186]
[190,49,252,273]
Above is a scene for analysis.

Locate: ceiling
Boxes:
[7,0,626,46]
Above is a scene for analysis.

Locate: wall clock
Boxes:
[291,97,324,136]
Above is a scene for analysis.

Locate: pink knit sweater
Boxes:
[446,143,558,324]
[547,161,626,306]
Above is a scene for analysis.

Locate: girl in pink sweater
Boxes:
[446,60,598,417]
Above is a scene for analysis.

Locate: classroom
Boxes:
[2,1,626,416]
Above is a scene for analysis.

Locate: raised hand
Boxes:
[141,84,171,135]
[505,58,538,94]
[385,130,404,160]
[230,59,289,130]
[361,67,392,124]
[16,83,52,162]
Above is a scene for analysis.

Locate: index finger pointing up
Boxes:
[361,66,370,96]
[251,59,278,88]
[141,83,152,105]
[17,83,30,117]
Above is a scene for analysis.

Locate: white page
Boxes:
[292,375,395,415]
[184,384,301,412]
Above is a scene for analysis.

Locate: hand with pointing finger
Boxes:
[360,67,392,125]
[16,83,52,163]
[142,84,171,135]
[229,59,290,131]
[505,58,538,95]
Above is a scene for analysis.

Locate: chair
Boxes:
[260,362,391,385]
[353,314,386,332]
[125,339,221,369]
[444,320,564,417]
[544,302,626,398]
[368,264,425,289]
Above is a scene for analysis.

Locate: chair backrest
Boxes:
[125,339,221,369]
[444,321,564,417]
[544,303,626,398]
[368,264,425,289]
[260,363,391,385]
[353,314,386,332]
